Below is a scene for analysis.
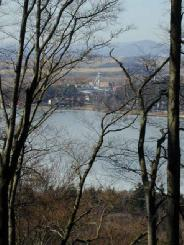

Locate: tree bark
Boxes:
[8,174,18,245]
[138,112,157,245]
[0,167,9,245]
[145,192,156,245]
[167,0,181,244]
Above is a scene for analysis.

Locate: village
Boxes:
[45,72,168,112]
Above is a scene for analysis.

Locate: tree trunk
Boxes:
[0,170,9,245]
[145,192,156,245]
[138,112,157,245]
[167,0,181,244]
[8,203,16,245]
[8,175,18,245]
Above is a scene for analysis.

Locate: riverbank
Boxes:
[40,105,184,118]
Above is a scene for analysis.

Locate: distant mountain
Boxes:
[99,40,169,58]
[0,40,169,61]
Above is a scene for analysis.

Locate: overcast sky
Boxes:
[116,0,170,43]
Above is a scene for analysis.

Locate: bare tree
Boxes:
[11,98,136,244]
[110,51,169,245]
[0,0,121,244]
[167,0,182,244]
[59,100,135,244]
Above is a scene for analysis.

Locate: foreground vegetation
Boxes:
[16,177,171,245]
